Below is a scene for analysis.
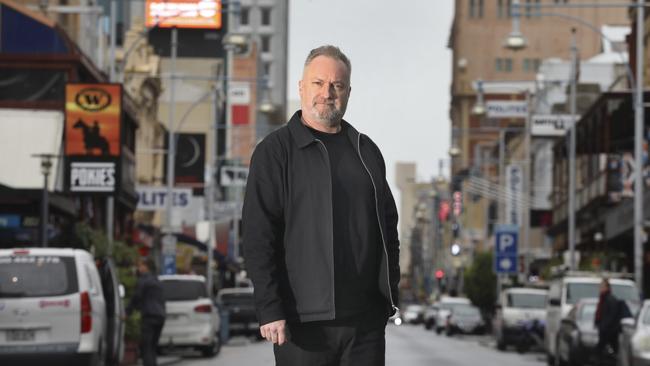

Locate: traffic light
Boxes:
[435,269,445,279]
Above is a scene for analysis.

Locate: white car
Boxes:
[545,272,639,365]
[494,287,548,350]
[434,296,471,334]
[158,275,221,357]
[0,248,110,365]
[402,304,425,324]
[619,299,650,366]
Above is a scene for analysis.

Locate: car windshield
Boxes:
[507,293,547,308]
[453,305,480,317]
[0,255,78,298]
[566,282,638,305]
[578,303,597,323]
[219,292,254,306]
[161,280,206,301]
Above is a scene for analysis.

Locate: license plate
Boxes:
[7,329,35,342]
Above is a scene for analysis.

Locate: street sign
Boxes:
[161,234,177,275]
[486,101,528,118]
[211,201,243,219]
[494,224,518,274]
[220,166,249,187]
[531,115,576,136]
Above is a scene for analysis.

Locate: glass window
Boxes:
[469,0,476,18]
[160,280,207,301]
[453,305,480,316]
[566,283,599,304]
[525,0,532,18]
[496,58,503,72]
[498,0,504,18]
[611,284,639,303]
[478,0,484,18]
[578,303,597,323]
[263,61,272,79]
[533,58,541,72]
[0,256,78,298]
[261,35,271,53]
[505,58,513,72]
[523,58,531,72]
[240,7,250,26]
[261,7,272,26]
[507,293,547,308]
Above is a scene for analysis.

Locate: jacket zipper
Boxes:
[315,138,336,318]
[355,133,398,312]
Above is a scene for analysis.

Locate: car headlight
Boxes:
[632,333,650,354]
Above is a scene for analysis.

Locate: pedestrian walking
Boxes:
[594,278,626,365]
[242,45,400,366]
[126,258,166,366]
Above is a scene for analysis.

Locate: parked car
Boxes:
[423,304,439,330]
[158,274,221,357]
[445,304,485,336]
[0,248,118,366]
[545,272,639,366]
[216,287,259,337]
[402,304,425,324]
[434,297,471,334]
[619,299,650,366]
[555,298,599,366]
[494,287,548,351]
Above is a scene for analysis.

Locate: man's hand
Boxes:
[260,319,287,345]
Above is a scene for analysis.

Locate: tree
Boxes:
[464,251,497,315]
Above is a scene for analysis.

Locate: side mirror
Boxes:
[549,298,561,306]
[118,284,126,299]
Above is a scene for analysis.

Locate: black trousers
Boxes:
[141,316,165,366]
[274,311,387,366]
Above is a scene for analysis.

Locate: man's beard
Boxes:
[309,100,345,127]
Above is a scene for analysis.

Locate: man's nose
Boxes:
[321,83,334,99]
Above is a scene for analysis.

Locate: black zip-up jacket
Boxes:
[242,111,400,325]
[126,272,166,319]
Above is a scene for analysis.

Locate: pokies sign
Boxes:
[65,84,122,194]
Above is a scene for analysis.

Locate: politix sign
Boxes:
[64,84,122,194]
[145,0,222,29]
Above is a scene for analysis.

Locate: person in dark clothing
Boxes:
[126,258,166,366]
[594,278,622,364]
[242,45,400,366]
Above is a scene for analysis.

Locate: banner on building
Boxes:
[486,101,528,118]
[165,133,206,190]
[607,146,650,203]
[505,164,523,226]
[145,0,222,29]
[137,186,193,211]
[531,115,576,136]
[65,84,122,194]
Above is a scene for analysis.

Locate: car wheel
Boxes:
[496,337,507,351]
[435,327,442,335]
[200,333,221,358]
[425,321,433,330]
[88,338,106,366]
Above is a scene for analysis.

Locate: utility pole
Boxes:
[568,28,578,271]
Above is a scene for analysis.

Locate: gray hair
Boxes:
[304,45,352,75]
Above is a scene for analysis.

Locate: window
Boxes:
[504,58,513,72]
[523,58,531,72]
[525,0,532,18]
[261,7,272,26]
[240,7,250,26]
[533,58,541,72]
[263,61,272,79]
[469,0,483,18]
[261,35,271,53]
[160,280,207,301]
[498,0,511,18]
[496,58,503,72]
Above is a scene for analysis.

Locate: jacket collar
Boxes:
[288,110,362,149]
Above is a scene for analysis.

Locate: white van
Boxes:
[545,273,639,365]
[0,248,112,365]
[494,287,548,350]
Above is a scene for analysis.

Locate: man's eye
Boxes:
[313,81,323,86]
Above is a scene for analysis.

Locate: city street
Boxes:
[166,324,545,366]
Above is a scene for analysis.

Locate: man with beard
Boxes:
[242,45,400,365]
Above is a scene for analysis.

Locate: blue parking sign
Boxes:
[495,224,518,274]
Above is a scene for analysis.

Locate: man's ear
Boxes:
[298,79,303,94]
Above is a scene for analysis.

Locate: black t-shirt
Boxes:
[307,123,383,319]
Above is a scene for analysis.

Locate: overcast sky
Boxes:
[287,1,454,191]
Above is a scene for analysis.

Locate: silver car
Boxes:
[620,299,650,366]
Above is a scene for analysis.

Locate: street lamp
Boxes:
[32,154,56,247]
[504,0,527,51]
